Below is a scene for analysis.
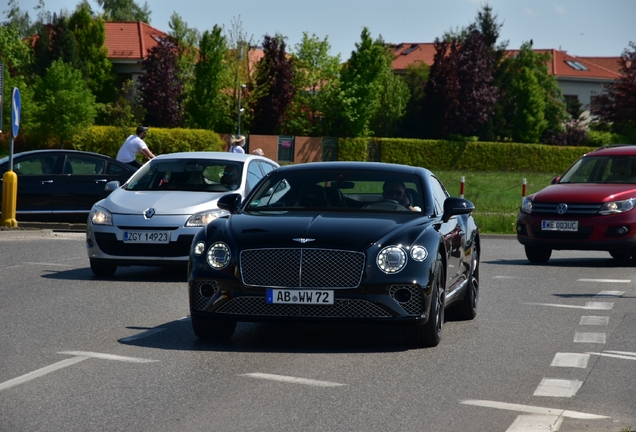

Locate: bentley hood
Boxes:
[221,211,424,251]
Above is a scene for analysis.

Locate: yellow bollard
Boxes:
[1,170,18,227]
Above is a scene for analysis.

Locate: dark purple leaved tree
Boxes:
[250,34,295,135]
[137,36,185,128]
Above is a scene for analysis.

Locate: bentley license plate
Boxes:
[123,231,170,243]
[541,220,578,232]
[266,289,334,305]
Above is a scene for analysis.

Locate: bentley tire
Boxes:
[191,315,236,340]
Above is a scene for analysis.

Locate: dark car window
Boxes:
[429,175,449,216]
[65,155,106,175]
[14,155,59,175]
[247,170,424,212]
[247,161,265,189]
[107,162,129,175]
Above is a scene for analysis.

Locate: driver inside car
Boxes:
[382,181,421,212]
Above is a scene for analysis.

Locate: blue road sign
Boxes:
[11,87,20,138]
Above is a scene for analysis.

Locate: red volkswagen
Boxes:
[517,145,636,263]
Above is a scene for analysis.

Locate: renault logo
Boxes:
[293,238,315,243]
[556,203,568,214]
[144,208,156,219]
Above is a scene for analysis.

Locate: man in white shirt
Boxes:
[117,126,155,169]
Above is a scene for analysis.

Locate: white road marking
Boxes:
[551,353,590,368]
[525,302,613,310]
[506,415,562,432]
[587,351,636,361]
[534,378,583,397]
[58,351,158,363]
[594,290,625,296]
[578,279,630,283]
[239,373,345,387]
[460,400,609,419]
[119,328,166,342]
[579,316,609,325]
[23,262,72,267]
[0,356,89,391]
[574,332,606,343]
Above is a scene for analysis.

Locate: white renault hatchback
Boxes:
[86,152,279,276]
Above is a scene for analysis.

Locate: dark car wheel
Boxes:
[524,245,552,263]
[609,250,632,261]
[457,246,479,320]
[191,315,236,340]
[404,252,444,348]
[89,259,117,277]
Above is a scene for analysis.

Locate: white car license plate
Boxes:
[541,220,578,232]
[123,231,171,244]
[266,289,334,305]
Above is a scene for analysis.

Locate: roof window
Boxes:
[565,60,589,71]
[401,44,419,55]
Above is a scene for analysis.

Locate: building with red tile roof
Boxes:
[390,42,622,120]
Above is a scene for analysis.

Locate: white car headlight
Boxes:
[186,209,230,227]
[521,197,533,213]
[207,242,231,269]
[377,246,407,274]
[599,198,636,215]
[410,245,428,262]
[193,241,206,256]
[90,206,113,225]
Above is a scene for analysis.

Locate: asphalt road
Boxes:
[0,230,635,432]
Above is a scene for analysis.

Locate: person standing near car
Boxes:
[117,126,155,169]
[229,135,246,153]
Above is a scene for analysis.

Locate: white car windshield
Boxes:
[125,159,243,192]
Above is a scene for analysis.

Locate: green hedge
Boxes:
[339,137,598,173]
[69,126,225,158]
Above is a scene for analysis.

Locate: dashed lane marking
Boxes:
[580,316,609,325]
[239,373,345,387]
[594,290,625,296]
[533,378,583,397]
[577,279,630,283]
[550,353,590,368]
[574,332,607,343]
[459,400,609,420]
[525,302,613,310]
[506,415,562,432]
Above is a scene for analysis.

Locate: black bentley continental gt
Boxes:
[187,161,480,347]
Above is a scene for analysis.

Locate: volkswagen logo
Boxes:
[556,203,568,214]
[144,208,156,219]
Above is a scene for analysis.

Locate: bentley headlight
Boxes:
[410,245,428,262]
[599,198,636,215]
[186,209,230,227]
[521,197,533,214]
[377,246,407,274]
[206,242,231,269]
[90,206,113,225]
[193,241,206,256]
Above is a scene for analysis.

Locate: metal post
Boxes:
[237,83,246,135]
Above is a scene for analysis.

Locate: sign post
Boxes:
[1,87,20,227]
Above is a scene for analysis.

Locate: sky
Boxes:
[11,0,636,59]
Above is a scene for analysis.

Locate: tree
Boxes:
[396,61,429,138]
[369,47,410,137]
[287,32,341,136]
[97,0,151,23]
[186,25,231,131]
[31,15,80,79]
[250,34,295,135]
[591,42,636,139]
[497,42,568,143]
[168,12,199,85]
[137,36,184,127]
[68,4,116,103]
[323,27,387,137]
[32,59,97,148]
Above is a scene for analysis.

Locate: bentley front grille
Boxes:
[389,285,423,316]
[215,297,391,318]
[191,280,219,311]
[240,248,365,288]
